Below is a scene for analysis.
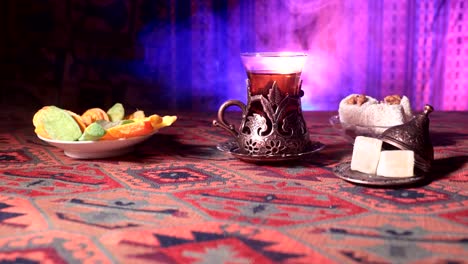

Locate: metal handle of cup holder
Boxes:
[212,99,246,137]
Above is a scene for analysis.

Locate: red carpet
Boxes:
[0,111,466,263]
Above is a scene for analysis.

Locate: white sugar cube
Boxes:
[350,136,383,174]
[377,150,414,177]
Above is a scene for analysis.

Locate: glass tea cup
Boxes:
[214,52,311,156]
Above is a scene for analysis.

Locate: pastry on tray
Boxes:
[338,94,413,135]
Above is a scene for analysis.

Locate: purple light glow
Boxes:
[140,0,467,111]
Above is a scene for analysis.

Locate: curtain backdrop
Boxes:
[1,0,466,113]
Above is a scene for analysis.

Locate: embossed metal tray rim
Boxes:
[333,161,426,186]
[217,141,325,162]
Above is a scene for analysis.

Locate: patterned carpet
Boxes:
[0,111,466,263]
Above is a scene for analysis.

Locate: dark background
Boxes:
[0,0,214,116]
[0,0,466,120]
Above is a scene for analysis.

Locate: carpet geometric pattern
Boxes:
[0,112,466,263]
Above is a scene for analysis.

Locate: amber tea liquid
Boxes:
[244,70,303,130]
[247,71,301,97]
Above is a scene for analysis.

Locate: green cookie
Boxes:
[41,106,83,141]
[107,103,125,122]
[78,122,106,141]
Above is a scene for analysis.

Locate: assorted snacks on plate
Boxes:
[33,103,177,141]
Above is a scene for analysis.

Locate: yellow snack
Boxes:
[148,114,163,128]
[127,110,145,120]
[155,115,177,130]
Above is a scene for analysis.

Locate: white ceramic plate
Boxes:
[38,132,157,159]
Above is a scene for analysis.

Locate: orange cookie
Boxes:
[81,108,110,127]
[67,110,87,132]
[33,106,50,139]
[101,120,154,140]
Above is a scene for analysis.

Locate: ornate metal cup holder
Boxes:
[217,140,325,163]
